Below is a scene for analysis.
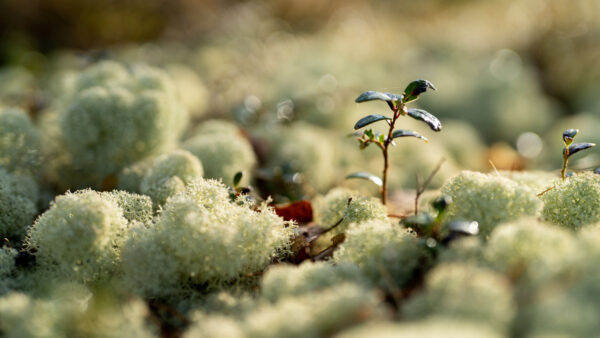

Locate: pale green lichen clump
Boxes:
[403,263,515,332]
[266,122,337,192]
[183,313,245,338]
[0,290,156,338]
[25,190,139,283]
[313,188,387,233]
[246,283,385,338]
[0,107,41,175]
[0,169,39,241]
[183,120,256,186]
[335,318,503,338]
[499,170,557,192]
[441,171,541,237]
[140,149,203,207]
[515,225,600,337]
[185,283,384,338]
[438,237,485,266]
[47,60,188,188]
[541,172,600,230]
[484,217,579,291]
[0,247,17,294]
[121,178,295,297]
[117,157,156,193]
[333,219,432,289]
[260,261,365,302]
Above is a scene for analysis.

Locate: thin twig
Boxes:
[488,159,500,176]
[319,198,352,235]
[537,186,555,197]
[414,158,446,215]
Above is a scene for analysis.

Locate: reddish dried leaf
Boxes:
[275,200,313,223]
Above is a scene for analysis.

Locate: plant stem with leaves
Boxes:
[346,80,441,205]
[560,129,595,180]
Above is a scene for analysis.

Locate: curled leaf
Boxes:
[563,129,578,145]
[390,129,428,142]
[564,142,596,157]
[403,79,436,103]
[354,114,391,130]
[345,172,383,187]
[407,108,442,131]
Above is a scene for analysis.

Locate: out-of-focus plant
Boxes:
[560,129,595,180]
[346,80,441,204]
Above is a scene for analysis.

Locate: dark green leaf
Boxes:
[354,114,391,130]
[563,129,578,145]
[403,79,436,103]
[345,172,383,187]
[594,168,600,174]
[407,108,442,131]
[355,91,403,110]
[564,143,596,157]
[233,171,243,187]
[390,129,428,142]
[355,91,393,103]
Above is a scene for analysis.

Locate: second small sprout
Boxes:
[561,129,595,180]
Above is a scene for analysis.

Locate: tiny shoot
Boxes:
[346,80,441,205]
[561,129,595,180]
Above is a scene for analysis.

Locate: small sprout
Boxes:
[402,79,437,103]
[560,129,596,180]
[345,172,383,187]
[349,80,440,204]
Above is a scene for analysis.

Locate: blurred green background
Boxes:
[1,0,598,197]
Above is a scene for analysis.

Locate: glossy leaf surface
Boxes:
[403,79,436,103]
[390,129,428,142]
[564,143,596,157]
[407,108,442,131]
[354,114,391,130]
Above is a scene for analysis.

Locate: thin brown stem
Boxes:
[561,152,569,180]
[381,106,400,205]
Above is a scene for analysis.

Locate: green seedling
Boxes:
[346,80,441,204]
[402,195,479,251]
[561,129,596,180]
